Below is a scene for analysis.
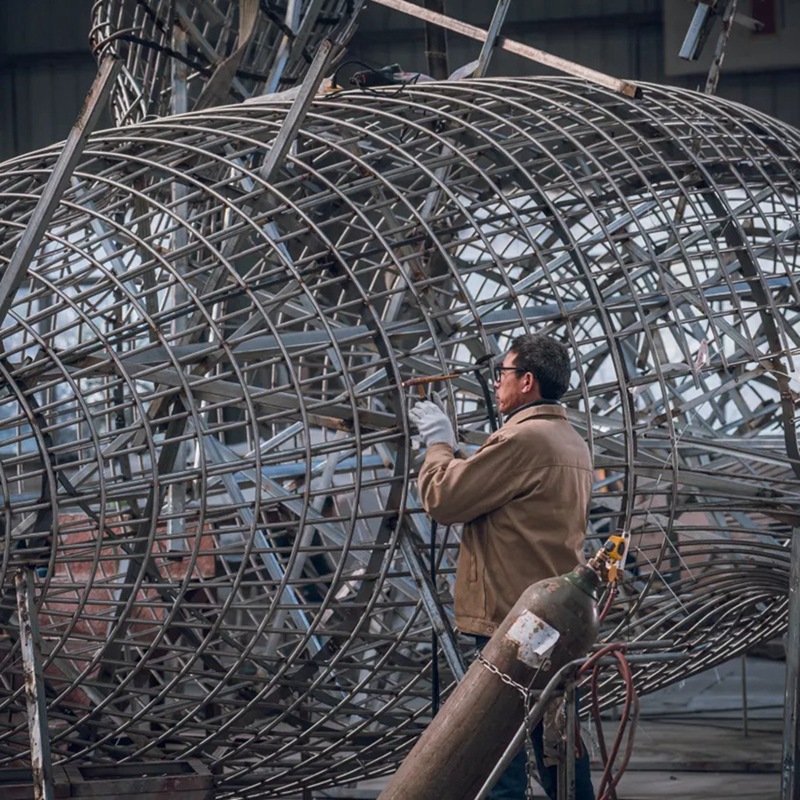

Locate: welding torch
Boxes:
[401,370,471,393]
[401,354,498,432]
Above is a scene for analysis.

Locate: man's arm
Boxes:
[417,432,528,525]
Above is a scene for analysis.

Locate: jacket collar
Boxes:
[504,401,567,427]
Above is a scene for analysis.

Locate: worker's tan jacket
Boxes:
[418,403,592,637]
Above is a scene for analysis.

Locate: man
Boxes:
[409,333,595,800]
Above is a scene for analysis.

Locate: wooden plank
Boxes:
[368,0,641,98]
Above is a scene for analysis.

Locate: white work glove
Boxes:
[408,397,457,449]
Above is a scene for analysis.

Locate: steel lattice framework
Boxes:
[0,77,799,796]
[90,0,363,124]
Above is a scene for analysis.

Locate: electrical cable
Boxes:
[92,30,275,83]
[474,366,498,432]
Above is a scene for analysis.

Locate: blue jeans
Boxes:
[475,636,595,800]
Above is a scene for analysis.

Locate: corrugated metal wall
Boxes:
[0,0,98,160]
[345,0,800,129]
[2,0,800,162]
[345,0,664,85]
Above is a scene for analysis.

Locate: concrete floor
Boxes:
[609,654,784,799]
[315,654,788,799]
[605,718,781,799]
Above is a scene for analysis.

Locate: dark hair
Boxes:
[508,333,571,400]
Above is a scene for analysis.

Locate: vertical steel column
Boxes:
[168,24,189,553]
[781,526,800,799]
[15,569,54,800]
[0,56,120,322]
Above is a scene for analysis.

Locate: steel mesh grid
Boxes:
[0,76,798,795]
[90,0,363,125]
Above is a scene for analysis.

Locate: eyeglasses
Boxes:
[493,365,527,382]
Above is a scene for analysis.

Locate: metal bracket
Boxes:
[679,1,728,61]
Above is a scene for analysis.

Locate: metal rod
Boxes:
[741,650,749,737]
[705,0,738,95]
[474,0,512,78]
[15,569,55,800]
[367,0,641,97]
[0,56,120,323]
[260,38,338,182]
[781,526,800,799]
[401,372,464,388]
[564,681,577,800]
[423,0,449,79]
[397,528,466,681]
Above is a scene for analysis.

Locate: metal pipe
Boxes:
[0,56,120,323]
[15,569,55,800]
[474,0,512,78]
[781,526,800,799]
[564,681,577,800]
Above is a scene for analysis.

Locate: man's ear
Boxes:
[524,372,539,396]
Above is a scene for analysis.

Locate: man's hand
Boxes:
[408,398,457,449]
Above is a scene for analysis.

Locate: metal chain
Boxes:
[476,651,543,798]
[523,691,539,800]
[476,651,531,695]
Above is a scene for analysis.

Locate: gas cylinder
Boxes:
[379,561,602,800]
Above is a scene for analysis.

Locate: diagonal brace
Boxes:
[0,57,121,323]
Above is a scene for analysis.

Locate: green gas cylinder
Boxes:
[380,559,604,800]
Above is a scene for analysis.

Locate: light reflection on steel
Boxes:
[89,0,363,124]
[0,77,799,796]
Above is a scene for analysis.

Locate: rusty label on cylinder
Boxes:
[505,610,560,668]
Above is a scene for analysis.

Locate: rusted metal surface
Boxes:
[0,74,798,796]
[0,767,71,800]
